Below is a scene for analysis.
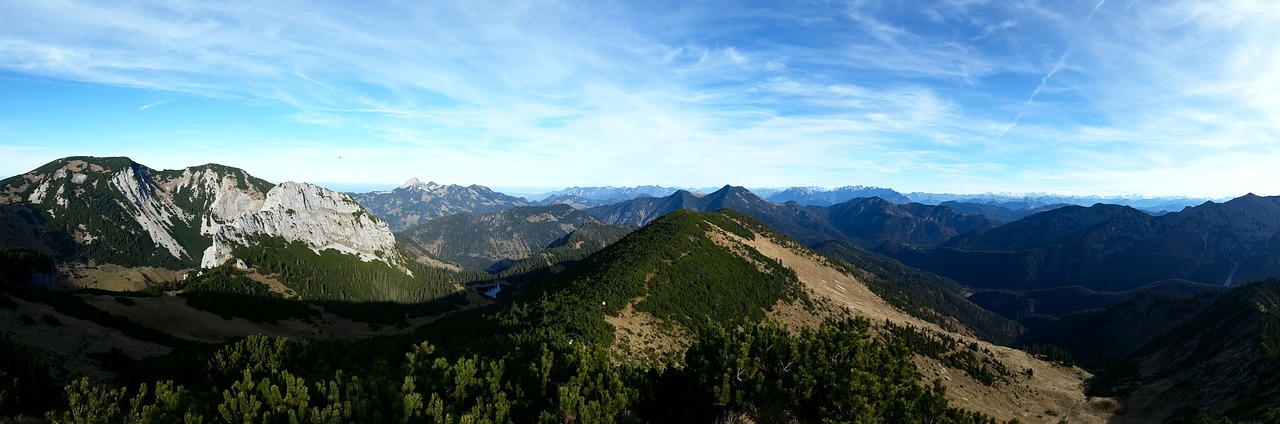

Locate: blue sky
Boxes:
[1,0,1277,197]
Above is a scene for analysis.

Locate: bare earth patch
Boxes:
[243,270,299,299]
[604,298,691,369]
[59,263,187,292]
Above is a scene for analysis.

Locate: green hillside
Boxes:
[1,157,204,268]
[419,209,807,356]
[3,209,1009,423]
[150,236,483,323]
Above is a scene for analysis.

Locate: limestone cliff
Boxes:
[0,156,403,272]
[201,182,401,269]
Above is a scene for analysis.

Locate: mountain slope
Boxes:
[419,209,808,355]
[1085,279,1280,421]
[397,204,618,272]
[0,157,271,269]
[883,195,1280,291]
[421,209,1111,423]
[813,240,1023,345]
[351,178,531,231]
[0,156,413,293]
[938,201,1068,224]
[825,197,999,247]
[493,221,635,282]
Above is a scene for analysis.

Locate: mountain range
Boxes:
[526,184,1212,213]
[4,155,1280,422]
[904,192,1217,214]
[351,178,531,231]
[881,194,1280,292]
[396,204,627,272]
[533,185,694,208]
[583,185,999,248]
[762,185,910,205]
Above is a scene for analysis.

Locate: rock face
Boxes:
[202,182,399,268]
[351,178,531,231]
[0,156,402,271]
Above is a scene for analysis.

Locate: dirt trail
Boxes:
[710,226,1119,424]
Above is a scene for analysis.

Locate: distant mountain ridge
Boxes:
[764,185,910,205]
[905,192,1217,214]
[534,185,694,208]
[585,185,998,247]
[882,194,1280,291]
[396,204,624,272]
[937,201,1070,224]
[352,178,531,231]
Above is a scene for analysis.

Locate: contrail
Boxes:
[998,0,1108,138]
[138,98,173,111]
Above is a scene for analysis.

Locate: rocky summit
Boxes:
[0,156,402,271]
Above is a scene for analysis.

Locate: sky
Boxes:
[1,0,1278,197]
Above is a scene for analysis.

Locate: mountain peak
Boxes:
[401,177,423,189]
[400,178,441,190]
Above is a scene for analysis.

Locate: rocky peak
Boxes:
[400,177,441,191]
[155,165,271,232]
[201,182,402,269]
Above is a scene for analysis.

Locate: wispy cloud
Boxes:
[998,0,1107,138]
[138,98,172,111]
[0,0,1276,196]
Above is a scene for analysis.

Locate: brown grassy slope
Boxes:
[714,219,1119,424]
[0,296,170,382]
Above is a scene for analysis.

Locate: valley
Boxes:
[1,156,1278,422]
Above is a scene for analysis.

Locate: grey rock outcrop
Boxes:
[1,156,403,272]
[201,182,401,269]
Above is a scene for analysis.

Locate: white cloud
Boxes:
[0,0,1275,196]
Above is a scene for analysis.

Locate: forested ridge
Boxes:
[0,209,1024,423]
